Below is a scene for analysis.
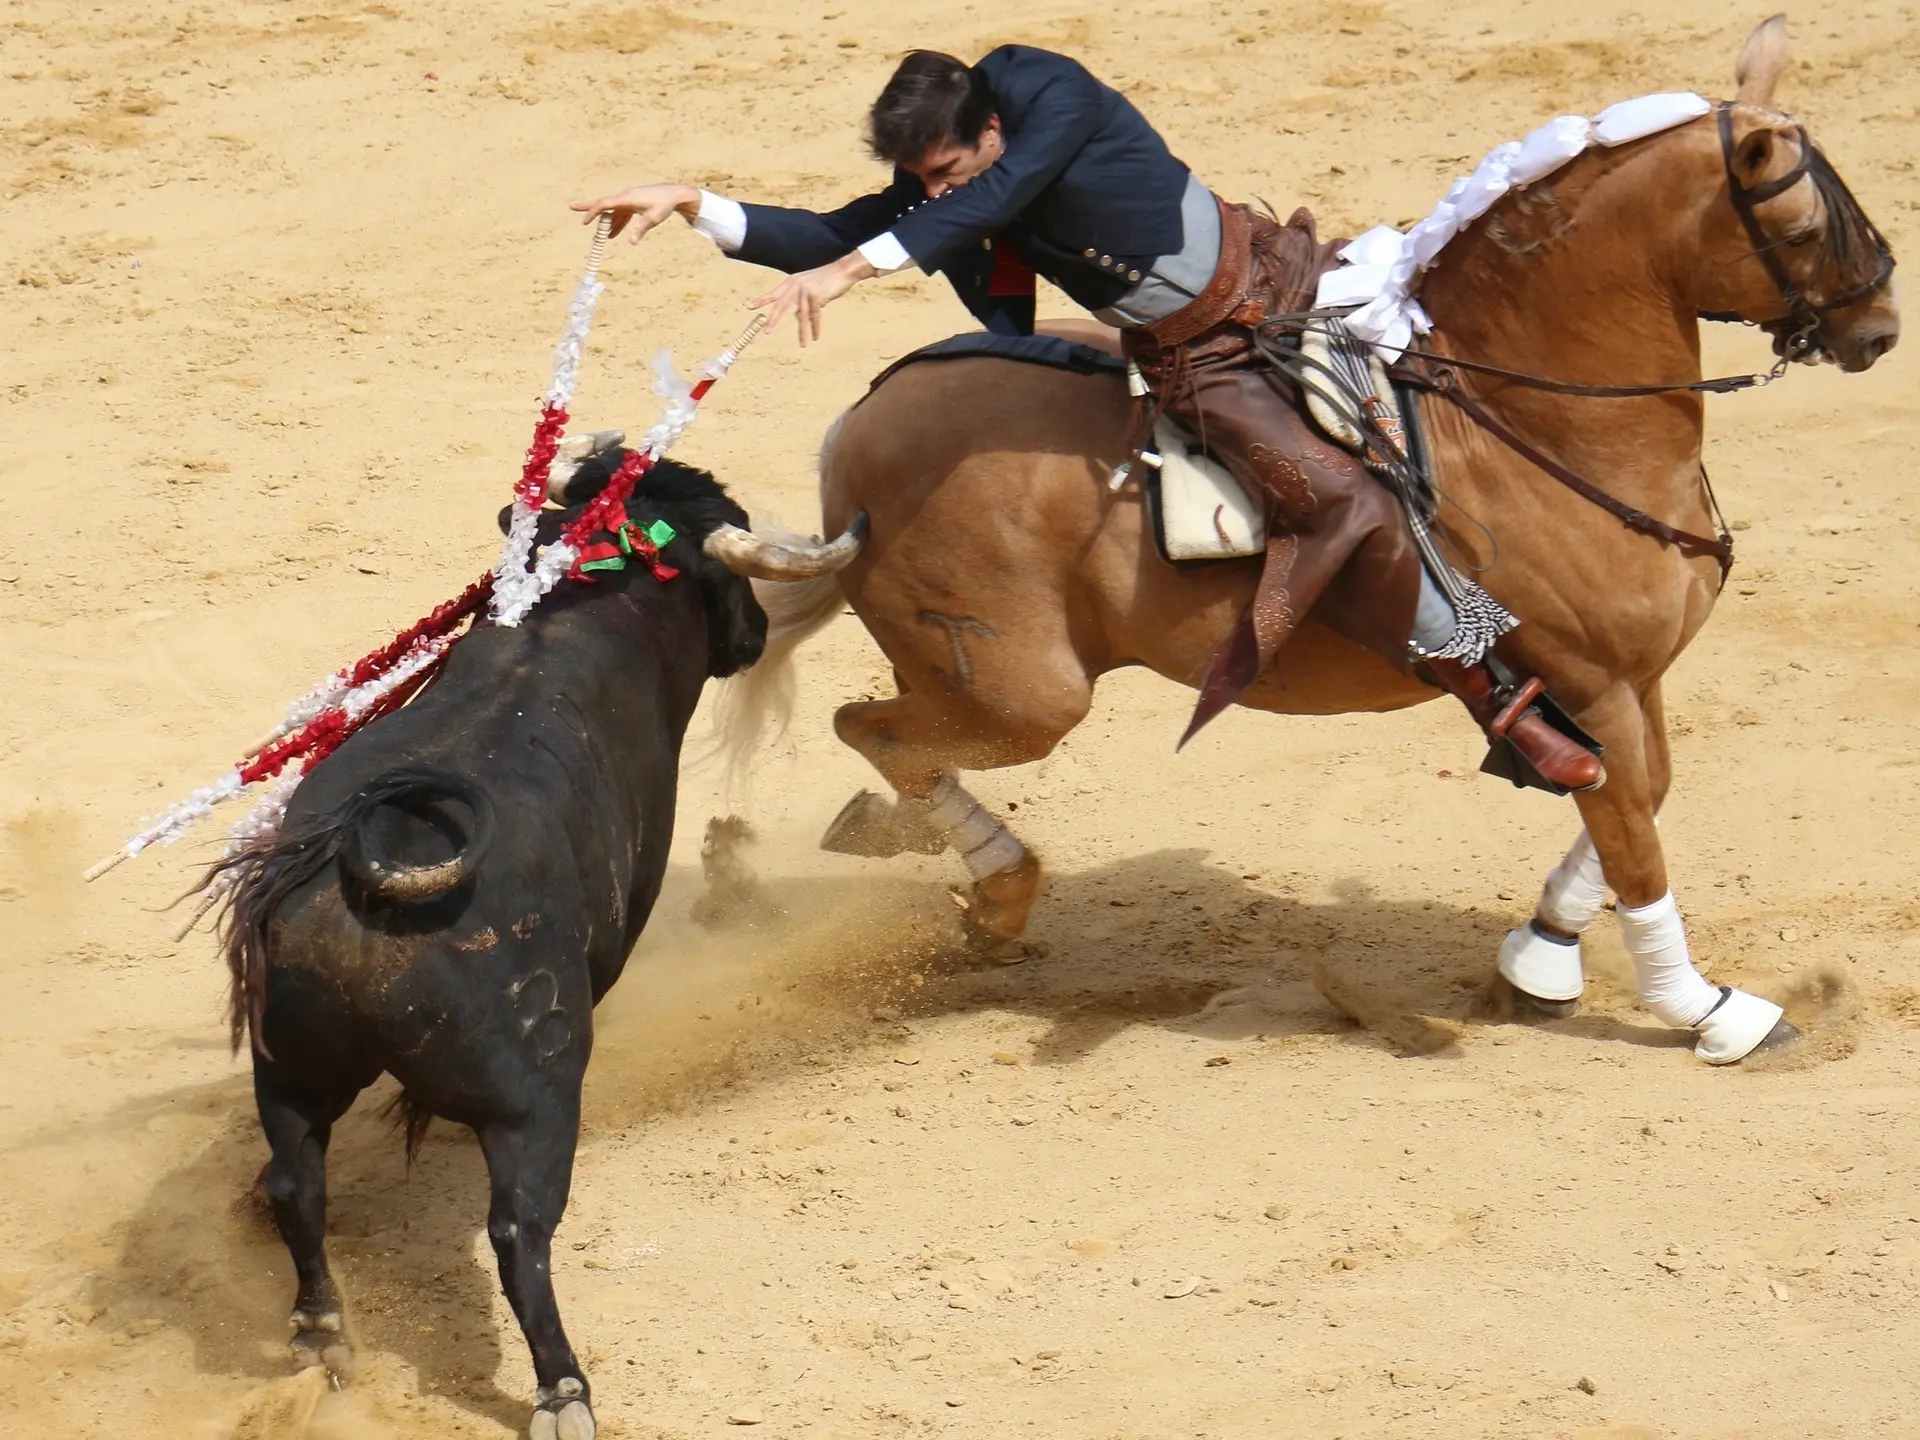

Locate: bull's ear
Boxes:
[1736,13,1789,108]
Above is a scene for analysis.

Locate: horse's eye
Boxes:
[1785,230,1819,247]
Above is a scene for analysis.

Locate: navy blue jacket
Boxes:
[730,46,1191,335]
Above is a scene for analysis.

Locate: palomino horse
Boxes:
[707,22,1897,1065]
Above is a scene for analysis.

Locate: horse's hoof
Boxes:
[1695,987,1791,1064]
[1514,990,1581,1021]
[955,853,1044,943]
[532,1378,595,1440]
[960,924,1044,966]
[289,1310,354,1386]
[820,790,943,858]
[1495,924,1585,1015]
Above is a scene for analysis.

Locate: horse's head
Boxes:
[1685,16,1898,372]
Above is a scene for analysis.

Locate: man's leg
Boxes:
[1163,360,1604,791]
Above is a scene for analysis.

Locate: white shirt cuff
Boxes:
[856,231,914,275]
[691,190,747,253]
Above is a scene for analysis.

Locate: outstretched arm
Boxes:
[569,174,926,344]
[569,183,706,243]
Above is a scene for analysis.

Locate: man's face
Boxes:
[903,116,1004,199]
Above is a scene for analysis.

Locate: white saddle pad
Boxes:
[1151,418,1266,562]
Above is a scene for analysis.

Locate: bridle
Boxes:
[1703,101,1896,362]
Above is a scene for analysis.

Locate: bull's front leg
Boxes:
[1550,684,1795,1064]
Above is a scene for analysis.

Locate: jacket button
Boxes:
[982,237,993,250]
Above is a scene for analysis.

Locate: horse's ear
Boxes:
[1735,13,1790,107]
[1732,126,1778,188]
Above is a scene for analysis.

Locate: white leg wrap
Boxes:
[1615,891,1784,1062]
[1497,922,1585,1001]
[1616,892,1721,1029]
[1536,828,1608,935]
[916,776,1027,882]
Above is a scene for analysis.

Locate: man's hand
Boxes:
[569,183,701,243]
[748,252,877,347]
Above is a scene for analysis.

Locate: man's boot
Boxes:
[1424,657,1606,793]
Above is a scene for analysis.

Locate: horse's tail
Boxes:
[708,570,847,793]
[209,765,494,1057]
[706,411,860,795]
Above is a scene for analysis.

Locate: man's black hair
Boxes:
[868,51,996,165]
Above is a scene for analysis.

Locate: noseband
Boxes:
[1708,101,1897,359]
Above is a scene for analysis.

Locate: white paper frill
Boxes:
[1315,92,1712,360]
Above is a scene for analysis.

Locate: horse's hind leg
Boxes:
[828,663,1092,944]
[1544,684,1795,1063]
[254,1068,358,1383]
[477,1078,595,1440]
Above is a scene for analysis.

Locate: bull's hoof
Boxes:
[953,853,1044,943]
[289,1309,354,1386]
[531,1377,596,1440]
[821,790,943,859]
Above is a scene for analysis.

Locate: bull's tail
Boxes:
[210,765,494,1057]
[707,571,848,795]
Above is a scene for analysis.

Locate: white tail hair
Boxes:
[706,570,846,798]
[703,411,856,799]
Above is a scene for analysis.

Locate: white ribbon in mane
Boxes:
[1316,92,1713,359]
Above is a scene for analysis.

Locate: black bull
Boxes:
[214,455,765,1438]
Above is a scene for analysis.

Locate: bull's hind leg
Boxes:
[477,1083,595,1440]
[827,657,1093,944]
[254,1070,357,1383]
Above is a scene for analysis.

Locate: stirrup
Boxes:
[1489,677,1545,737]
[1475,663,1604,796]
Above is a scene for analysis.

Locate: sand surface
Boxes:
[3,1,1918,1436]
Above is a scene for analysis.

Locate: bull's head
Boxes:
[523,434,866,677]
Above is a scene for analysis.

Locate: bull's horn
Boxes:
[703,513,869,580]
[557,428,625,461]
[551,429,627,499]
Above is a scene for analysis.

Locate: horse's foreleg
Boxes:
[1555,686,1793,1064]
[1497,683,1678,1010]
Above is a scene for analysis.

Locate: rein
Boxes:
[1399,366,1735,579]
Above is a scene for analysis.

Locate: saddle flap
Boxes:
[1150,419,1266,563]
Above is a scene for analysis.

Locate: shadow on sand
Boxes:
[96,841,1675,1430]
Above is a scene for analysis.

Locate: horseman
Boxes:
[574,45,1600,791]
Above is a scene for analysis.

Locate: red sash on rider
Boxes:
[987,244,1037,298]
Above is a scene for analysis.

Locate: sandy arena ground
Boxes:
[3,1,1918,1436]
